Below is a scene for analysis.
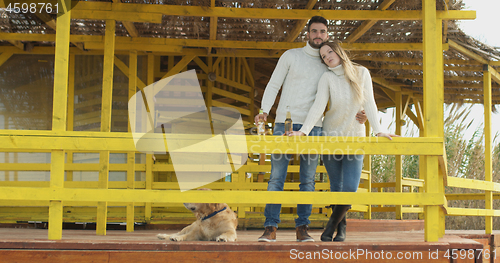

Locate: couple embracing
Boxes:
[255,16,398,243]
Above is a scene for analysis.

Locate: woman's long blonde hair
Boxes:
[320,41,365,104]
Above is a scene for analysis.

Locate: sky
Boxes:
[381,0,500,145]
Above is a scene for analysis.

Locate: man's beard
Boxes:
[308,38,323,49]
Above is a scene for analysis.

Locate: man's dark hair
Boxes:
[307,16,328,32]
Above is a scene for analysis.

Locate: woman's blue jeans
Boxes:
[322,154,364,193]
[264,123,322,228]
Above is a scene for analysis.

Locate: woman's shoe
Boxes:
[321,205,350,242]
[333,215,346,241]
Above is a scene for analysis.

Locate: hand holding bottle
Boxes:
[254,111,268,125]
[288,131,305,136]
[256,109,267,135]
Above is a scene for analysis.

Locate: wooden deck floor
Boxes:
[0,223,497,262]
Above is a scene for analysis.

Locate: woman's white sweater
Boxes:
[260,42,328,126]
[299,64,384,137]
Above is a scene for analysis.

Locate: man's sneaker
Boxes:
[258,226,277,242]
[296,225,314,242]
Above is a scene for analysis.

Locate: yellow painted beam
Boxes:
[448,40,488,64]
[0,32,56,42]
[85,42,183,53]
[7,40,23,50]
[114,56,147,90]
[211,100,251,116]
[0,131,444,156]
[487,65,500,84]
[364,63,480,72]
[72,2,476,21]
[446,208,500,217]
[215,76,252,92]
[72,10,161,23]
[122,21,139,37]
[0,51,13,68]
[346,0,396,43]
[241,58,255,88]
[1,32,445,51]
[35,12,85,50]
[283,0,318,42]
[447,193,500,201]
[211,87,252,104]
[193,56,209,74]
[0,187,445,206]
[372,77,402,92]
[161,55,196,79]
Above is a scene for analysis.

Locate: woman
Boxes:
[289,41,398,242]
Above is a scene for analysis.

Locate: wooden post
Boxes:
[126,50,138,232]
[145,54,155,223]
[395,92,403,220]
[66,54,75,182]
[422,0,443,242]
[483,65,493,234]
[97,19,116,236]
[363,122,372,220]
[48,0,71,240]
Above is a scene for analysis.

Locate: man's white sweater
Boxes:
[299,64,384,137]
[260,42,328,126]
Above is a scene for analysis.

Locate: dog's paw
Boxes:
[169,235,183,242]
[157,234,170,240]
[216,234,237,242]
[216,236,228,242]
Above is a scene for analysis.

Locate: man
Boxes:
[255,16,366,242]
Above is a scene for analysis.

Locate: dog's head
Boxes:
[184,202,225,219]
[183,188,226,219]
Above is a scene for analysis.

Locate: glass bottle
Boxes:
[257,109,266,135]
[284,106,293,136]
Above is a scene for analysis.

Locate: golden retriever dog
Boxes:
[157,202,238,242]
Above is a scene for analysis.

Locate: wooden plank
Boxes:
[0,187,445,206]
[0,132,444,156]
[346,0,396,43]
[72,10,162,23]
[161,55,196,79]
[282,0,318,42]
[72,2,476,21]
[0,51,13,67]
[422,0,441,242]
[215,76,252,92]
[122,21,139,37]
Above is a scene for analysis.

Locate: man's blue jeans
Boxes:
[323,154,364,193]
[264,123,322,228]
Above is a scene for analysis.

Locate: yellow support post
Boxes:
[48,0,72,240]
[207,57,213,109]
[484,66,493,234]
[97,19,116,236]
[422,0,444,242]
[395,92,403,220]
[363,122,372,220]
[145,54,155,223]
[436,19,446,239]
[127,50,138,232]
[236,170,246,219]
[66,54,75,182]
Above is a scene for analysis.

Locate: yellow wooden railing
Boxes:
[1,0,496,243]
